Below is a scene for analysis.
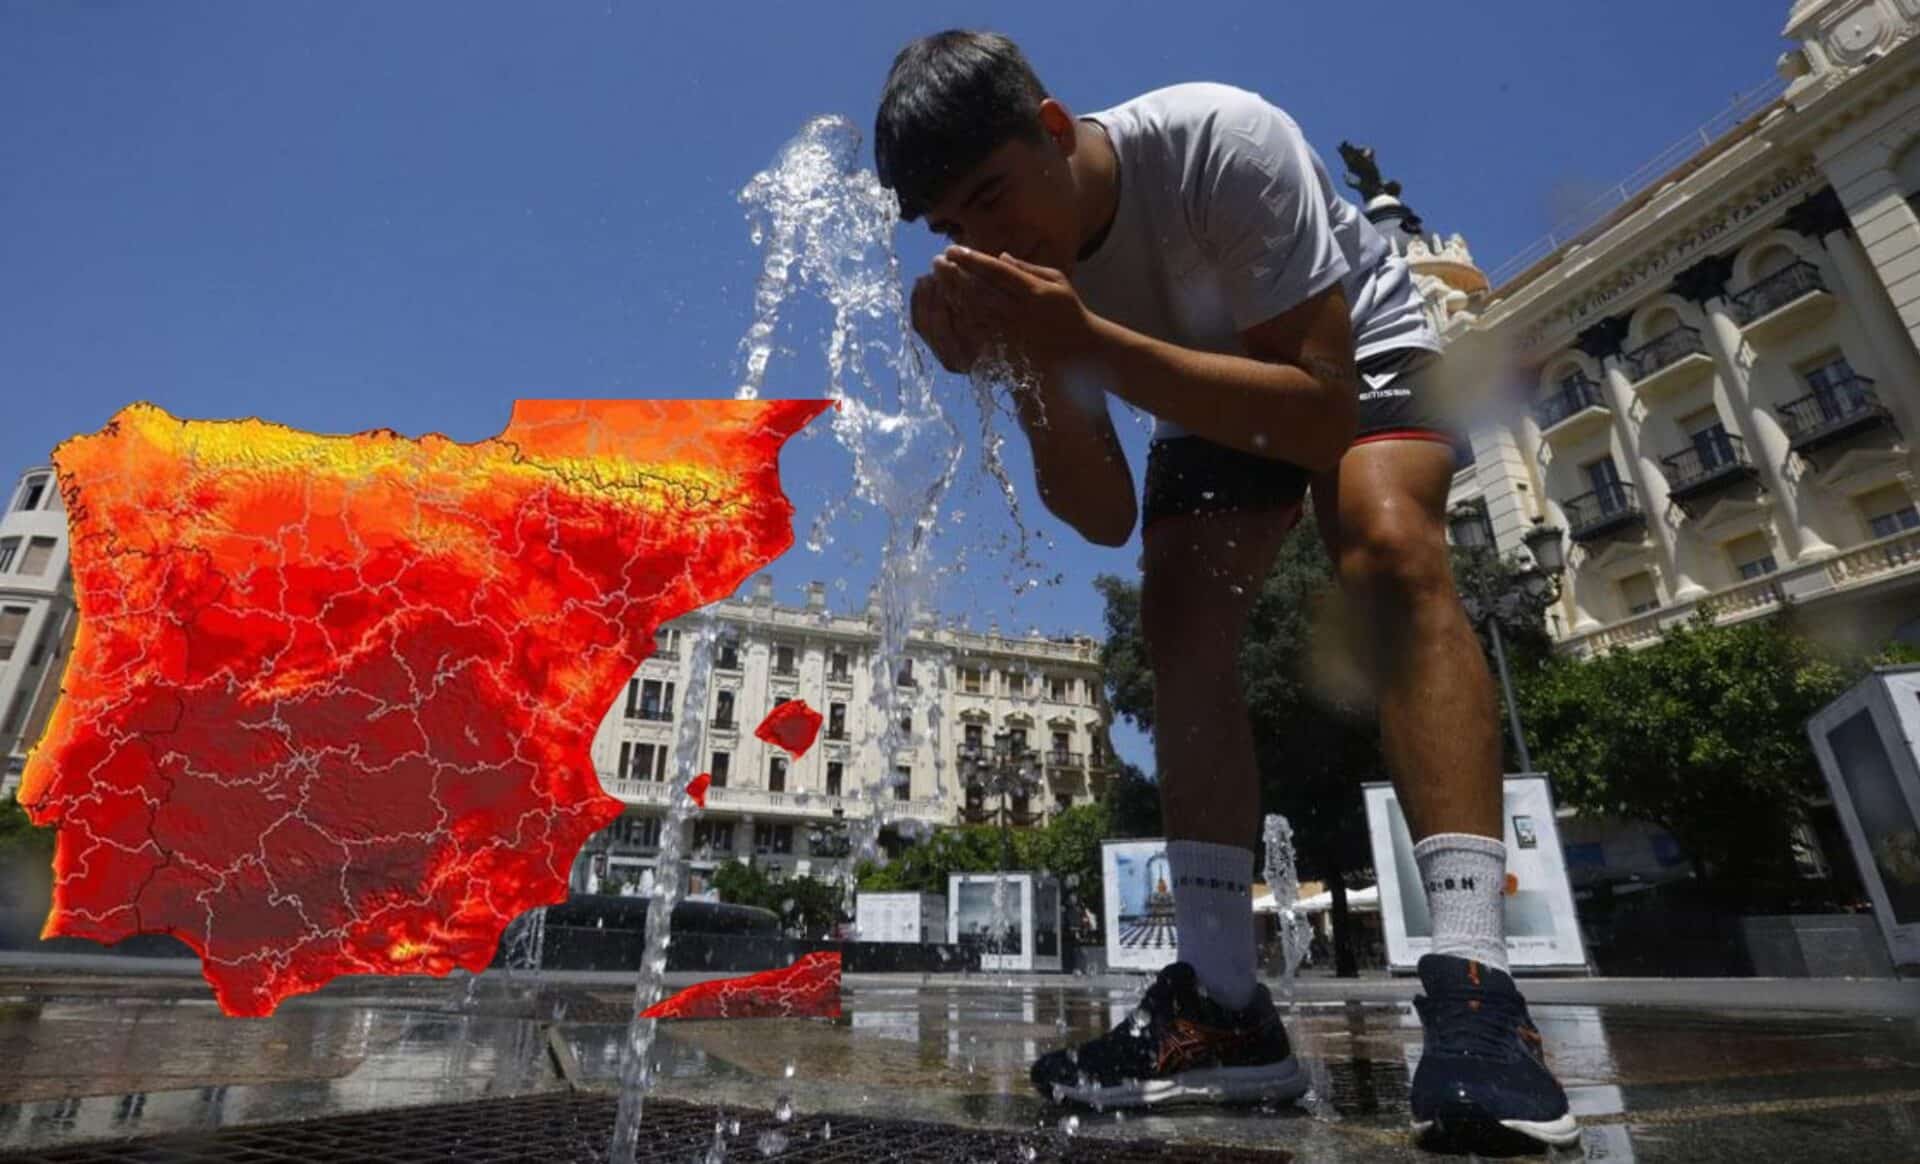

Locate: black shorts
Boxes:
[1140,347,1463,532]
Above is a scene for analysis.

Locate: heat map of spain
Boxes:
[16,397,832,1017]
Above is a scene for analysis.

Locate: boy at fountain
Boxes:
[872,31,1577,1149]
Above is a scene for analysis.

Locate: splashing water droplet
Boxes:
[755,1129,789,1157]
[774,1096,794,1123]
[1059,1115,1080,1137]
[783,1060,796,1079]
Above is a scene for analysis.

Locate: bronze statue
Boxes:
[1338,141,1402,202]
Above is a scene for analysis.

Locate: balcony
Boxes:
[1661,433,1757,512]
[1777,377,1896,458]
[825,727,847,741]
[630,707,673,723]
[1562,482,1645,544]
[1730,261,1834,343]
[1624,325,1714,400]
[771,662,798,678]
[1533,376,1611,444]
[826,669,853,686]
[715,652,742,673]
[1563,525,1920,659]
[1044,749,1084,770]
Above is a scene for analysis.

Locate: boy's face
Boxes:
[920,102,1082,274]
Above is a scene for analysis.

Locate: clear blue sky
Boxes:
[0,2,1793,775]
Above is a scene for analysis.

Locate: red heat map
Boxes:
[754,698,822,758]
[18,398,831,1017]
[639,951,842,1020]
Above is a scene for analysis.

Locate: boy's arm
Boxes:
[1009,371,1137,548]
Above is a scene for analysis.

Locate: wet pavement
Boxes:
[1,963,1918,1161]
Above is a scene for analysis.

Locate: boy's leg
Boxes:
[1141,503,1295,1008]
[1030,437,1308,1109]
[1311,353,1577,1146]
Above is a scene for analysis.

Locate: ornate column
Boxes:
[1514,404,1601,633]
[1578,317,1709,601]
[1674,254,1840,561]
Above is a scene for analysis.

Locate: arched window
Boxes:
[1750,244,1798,282]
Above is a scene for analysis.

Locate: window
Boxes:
[1055,793,1074,814]
[618,740,634,780]
[1011,786,1031,818]
[1680,407,1734,473]
[653,627,680,658]
[961,666,982,694]
[13,475,47,512]
[899,710,911,739]
[624,678,641,719]
[635,742,667,782]
[1051,730,1071,763]
[897,658,915,687]
[893,764,912,801]
[639,679,674,721]
[1802,353,1858,394]
[829,651,850,681]
[0,539,16,573]
[768,756,787,793]
[827,702,846,739]
[716,634,742,671]
[2,689,26,737]
[1619,572,1660,617]
[609,815,661,849]
[754,823,794,855]
[1008,727,1028,754]
[963,723,984,752]
[826,761,843,797]
[774,696,790,710]
[714,690,735,728]
[1725,532,1778,581]
[693,820,734,853]
[1007,671,1027,696]
[773,644,796,676]
[1048,676,1072,702]
[1856,483,1920,540]
[1898,139,1920,220]
[1089,738,1105,766]
[710,751,730,788]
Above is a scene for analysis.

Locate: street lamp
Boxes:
[1449,503,1565,774]
[961,729,1043,873]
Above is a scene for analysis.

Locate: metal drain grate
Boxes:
[0,1090,1298,1163]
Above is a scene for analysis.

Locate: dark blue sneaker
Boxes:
[1030,962,1307,1109]
[1410,954,1579,1149]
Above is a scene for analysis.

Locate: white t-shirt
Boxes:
[1068,82,1438,441]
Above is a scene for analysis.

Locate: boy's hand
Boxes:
[937,247,1096,372]
[910,271,989,374]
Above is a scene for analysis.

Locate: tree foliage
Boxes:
[854,802,1113,922]
[709,860,845,939]
[1517,613,1854,894]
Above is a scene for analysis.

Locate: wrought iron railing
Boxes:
[1661,433,1751,492]
[1777,377,1889,446]
[1623,325,1709,383]
[1534,376,1607,430]
[1730,261,1826,325]
[1045,750,1084,769]
[1562,482,1642,540]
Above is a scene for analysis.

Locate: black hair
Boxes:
[874,30,1049,222]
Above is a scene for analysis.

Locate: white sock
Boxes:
[1166,839,1257,1010]
[1413,832,1509,972]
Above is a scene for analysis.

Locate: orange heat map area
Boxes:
[18,397,833,1018]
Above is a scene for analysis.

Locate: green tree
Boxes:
[0,791,55,946]
[1518,613,1852,899]
[710,860,846,939]
[854,802,1116,925]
